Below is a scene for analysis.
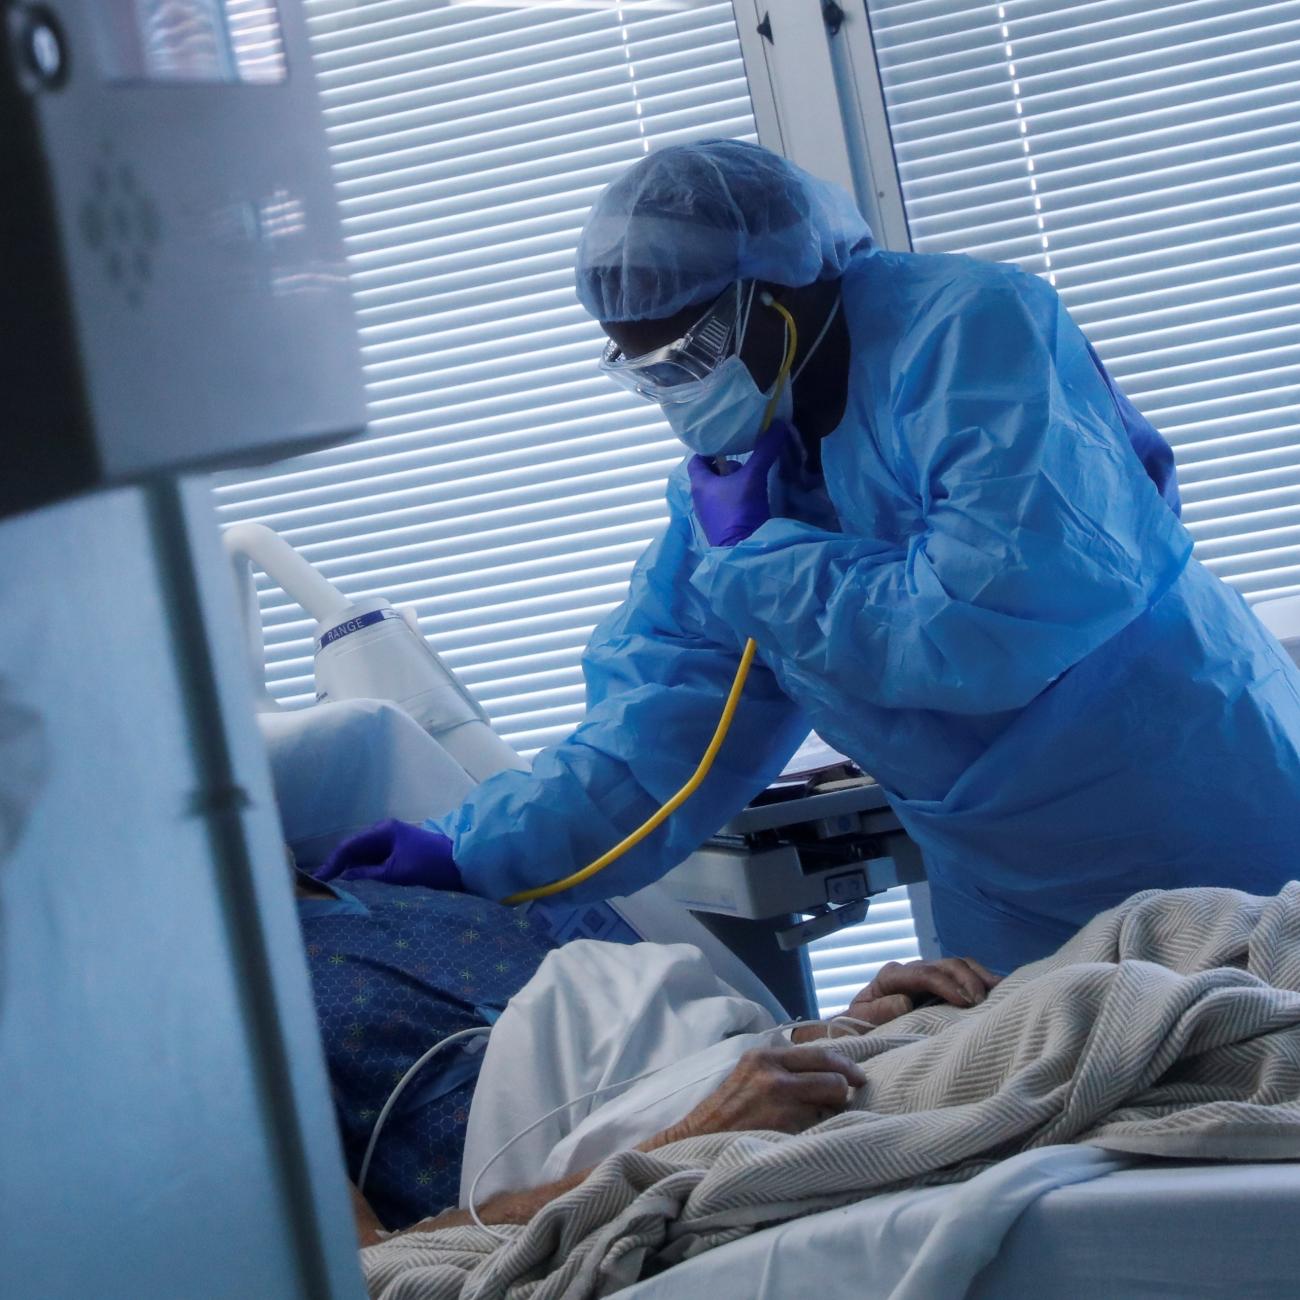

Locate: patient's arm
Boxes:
[350,1183,387,1248]
[790,956,1001,1043]
[349,961,999,1241]
[356,1045,866,1238]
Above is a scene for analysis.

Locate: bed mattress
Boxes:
[621,1150,1300,1299]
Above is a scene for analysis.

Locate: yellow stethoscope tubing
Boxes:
[504,295,799,905]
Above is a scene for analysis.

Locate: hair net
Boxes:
[575,139,873,322]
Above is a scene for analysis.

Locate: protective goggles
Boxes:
[598,281,755,403]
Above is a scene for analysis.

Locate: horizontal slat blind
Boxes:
[809,885,921,1016]
[214,0,757,754]
[214,1,921,1014]
[866,0,1300,602]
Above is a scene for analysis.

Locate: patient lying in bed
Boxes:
[291,868,995,1240]
[355,884,1300,1300]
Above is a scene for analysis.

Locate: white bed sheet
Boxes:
[621,1151,1300,1299]
[971,1159,1300,1298]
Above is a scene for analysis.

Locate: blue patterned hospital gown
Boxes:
[296,876,559,1228]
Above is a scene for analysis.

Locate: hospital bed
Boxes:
[261,696,788,1020]
[644,593,1300,1298]
[261,684,1300,1298]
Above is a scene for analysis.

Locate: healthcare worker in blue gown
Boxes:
[320,139,1300,975]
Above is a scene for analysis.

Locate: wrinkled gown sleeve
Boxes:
[691,278,1192,715]
[433,476,809,901]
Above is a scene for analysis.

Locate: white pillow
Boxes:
[257,699,475,868]
[258,699,789,1017]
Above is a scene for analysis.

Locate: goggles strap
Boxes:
[734,280,758,357]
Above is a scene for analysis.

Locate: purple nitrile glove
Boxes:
[313,818,463,891]
[687,420,790,548]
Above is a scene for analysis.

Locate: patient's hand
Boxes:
[792,957,1001,1043]
[847,957,1000,1023]
[645,1045,867,1145]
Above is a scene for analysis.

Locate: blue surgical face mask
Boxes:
[662,352,793,457]
[659,285,842,459]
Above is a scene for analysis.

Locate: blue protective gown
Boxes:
[436,248,1300,973]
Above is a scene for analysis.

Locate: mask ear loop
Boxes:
[791,291,842,385]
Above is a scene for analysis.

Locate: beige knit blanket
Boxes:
[363,885,1300,1299]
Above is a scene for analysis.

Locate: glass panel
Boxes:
[95,0,287,83]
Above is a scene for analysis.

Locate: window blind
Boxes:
[809,885,921,1016]
[214,0,757,755]
[213,0,924,1014]
[862,0,1300,603]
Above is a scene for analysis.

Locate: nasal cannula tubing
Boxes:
[504,295,800,906]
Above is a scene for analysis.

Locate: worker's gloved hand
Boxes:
[314,819,463,891]
[687,419,790,548]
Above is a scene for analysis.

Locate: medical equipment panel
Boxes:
[0,0,363,520]
[663,775,927,948]
[0,483,366,1299]
[92,1,288,84]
